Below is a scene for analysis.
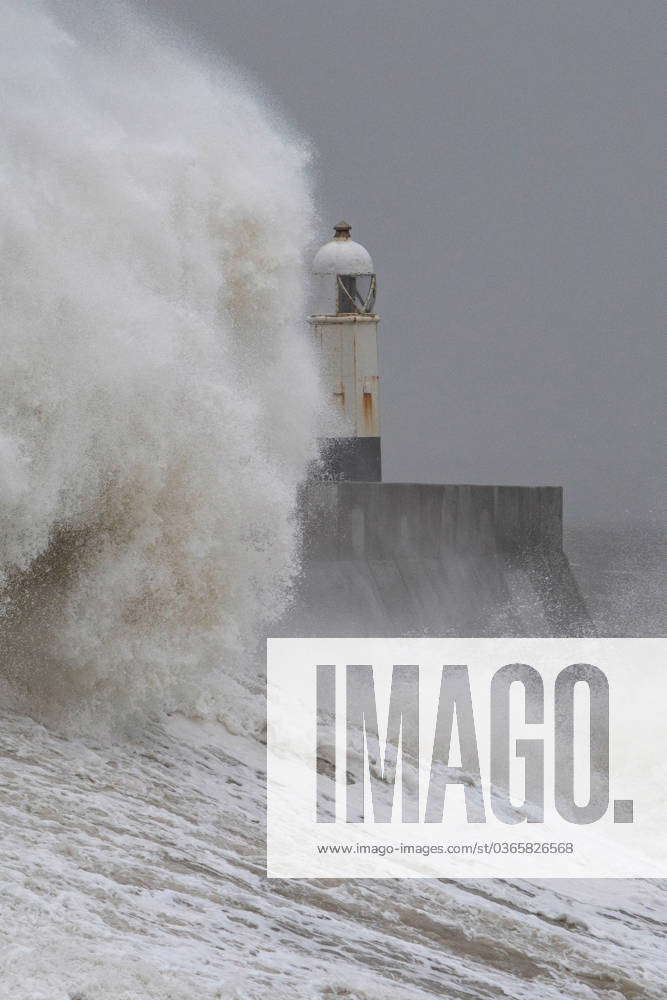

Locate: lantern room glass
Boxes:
[336,273,376,315]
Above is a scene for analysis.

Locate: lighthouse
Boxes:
[310,222,381,481]
[284,223,590,638]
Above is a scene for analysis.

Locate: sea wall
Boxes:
[279,482,591,637]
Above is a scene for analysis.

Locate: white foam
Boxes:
[0,0,322,727]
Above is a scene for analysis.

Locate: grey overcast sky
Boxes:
[143,0,664,525]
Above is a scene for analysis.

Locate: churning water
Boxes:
[0,3,665,998]
[0,0,322,728]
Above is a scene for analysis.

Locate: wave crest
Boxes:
[0,0,321,725]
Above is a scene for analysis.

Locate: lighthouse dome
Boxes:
[310,222,376,316]
[312,221,374,276]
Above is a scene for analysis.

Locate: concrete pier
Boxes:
[280,482,590,637]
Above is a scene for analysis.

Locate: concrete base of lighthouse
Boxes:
[278,481,591,637]
[315,436,382,482]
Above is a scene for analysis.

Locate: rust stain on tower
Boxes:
[362,389,373,428]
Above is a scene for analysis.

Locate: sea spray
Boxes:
[0,0,322,726]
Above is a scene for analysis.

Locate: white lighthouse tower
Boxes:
[310,222,381,481]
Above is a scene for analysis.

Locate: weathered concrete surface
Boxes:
[279,482,591,637]
[316,436,382,482]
